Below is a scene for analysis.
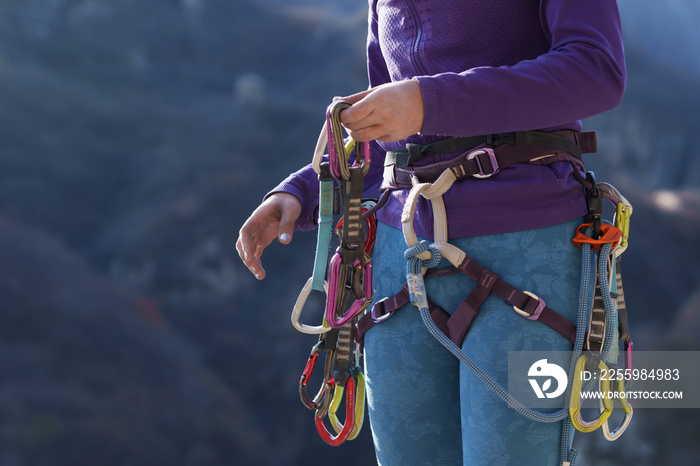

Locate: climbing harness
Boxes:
[292,101,375,446]
[362,128,634,465]
[292,100,635,459]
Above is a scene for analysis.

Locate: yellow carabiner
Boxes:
[600,377,634,441]
[615,202,631,249]
[328,371,366,440]
[344,139,355,156]
[570,355,614,433]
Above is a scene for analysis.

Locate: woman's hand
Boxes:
[336,79,424,143]
[236,192,301,280]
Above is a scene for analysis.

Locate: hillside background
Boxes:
[0,0,698,464]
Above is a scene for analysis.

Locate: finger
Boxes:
[337,88,373,105]
[345,124,386,143]
[237,230,262,278]
[235,236,246,262]
[251,245,266,280]
[340,99,375,126]
[341,110,384,133]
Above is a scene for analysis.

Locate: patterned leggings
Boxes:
[363,218,583,466]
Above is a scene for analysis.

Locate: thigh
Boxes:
[364,218,583,466]
[450,219,582,466]
[364,222,462,466]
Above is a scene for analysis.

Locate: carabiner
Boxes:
[600,377,634,441]
[326,101,371,180]
[334,204,378,257]
[597,181,633,253]
[570,355,614,433]
[615,202,631,250]
[329,370,366,440]
[325,254,373,328]
[299,341,336,413]
[291,277,331,334]
[314,375,357,446]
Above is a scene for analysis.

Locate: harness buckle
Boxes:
[513,291,546,320]
[467,148,499,178]
[371,297,394,323]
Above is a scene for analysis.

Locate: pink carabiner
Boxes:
[325,256,373,328]
[326,101,372,180]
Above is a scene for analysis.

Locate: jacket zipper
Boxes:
[405,0,428,76]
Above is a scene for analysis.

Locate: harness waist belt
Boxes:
[383,130,595,190]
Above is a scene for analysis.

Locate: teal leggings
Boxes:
[363,219,582,466]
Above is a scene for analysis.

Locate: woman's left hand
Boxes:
[336,79,424,143]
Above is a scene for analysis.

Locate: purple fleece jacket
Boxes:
[270,0,626,239]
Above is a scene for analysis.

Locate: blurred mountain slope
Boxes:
[0,217,270,465]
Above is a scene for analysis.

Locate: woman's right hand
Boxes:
[236,192,302,280]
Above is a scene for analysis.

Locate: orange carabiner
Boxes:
[571,223,623,250]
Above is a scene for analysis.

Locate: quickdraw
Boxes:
[292,101,375,446]
[325,201,376,328]
[568,182,635,445]
[324,132,374,327]
[311,321,366,446]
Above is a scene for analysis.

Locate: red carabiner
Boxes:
[299,342,336,413]
[314,376,356,446]
[335,206,377,255]
[572,223,623,250]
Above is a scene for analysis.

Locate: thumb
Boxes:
[277,208,296,244]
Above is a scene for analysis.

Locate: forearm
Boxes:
[266,141,386,231]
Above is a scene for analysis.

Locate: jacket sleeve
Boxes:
[415,0,627,137]
[265,141,385,232]
[265,4,389,232]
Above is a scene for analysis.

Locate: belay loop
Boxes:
[404,240,443,274]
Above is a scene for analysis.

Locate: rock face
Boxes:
[0,0,698,464]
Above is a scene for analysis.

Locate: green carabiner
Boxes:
[615,202,631,249]
[570,355,614,433]
[329,370,366,440]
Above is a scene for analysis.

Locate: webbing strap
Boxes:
[398,168,578,344]
[385,130,597,168]
[356,268,461,351]
[311,177,334,291]
[616,259,631,343]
